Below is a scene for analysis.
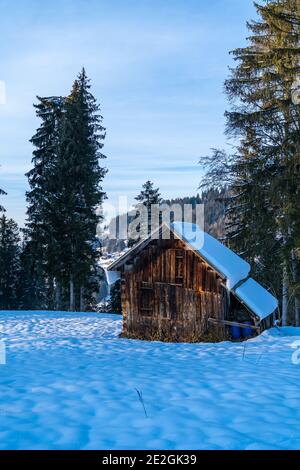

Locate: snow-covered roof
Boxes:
[172,222,250,290]
[234,278,278,320]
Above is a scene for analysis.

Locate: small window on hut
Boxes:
[140,284,153,316]
[175,250,184,285]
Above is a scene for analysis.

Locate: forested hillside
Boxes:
[101,187,228,253]
[164,187,228,239]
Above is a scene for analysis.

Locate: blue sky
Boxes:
[0,0,256,226]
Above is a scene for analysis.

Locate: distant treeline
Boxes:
[164,187,228,239]
[102,186,228,253]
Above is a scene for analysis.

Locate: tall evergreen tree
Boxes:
[200,0,300,325]
[53,68,107,311]
[0,215,20,310]
[17,235,49,310]
[25,70,107,311]
[25,96,64,309]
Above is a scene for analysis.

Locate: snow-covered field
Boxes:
[0,311,300,450]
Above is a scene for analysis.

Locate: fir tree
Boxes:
[17,235,49,310]
[129,180,162,246]
[200,0,300,325]
[54,68,107,311]
[0,215,20,310]
[25,96,64,309]
[25,70,107,311]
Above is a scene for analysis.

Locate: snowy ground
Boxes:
[0,311,300,450]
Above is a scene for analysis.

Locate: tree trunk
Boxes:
[80,286,85,312]
[291,248,300,327]
[282,265,289,326]
[295,298,300,327]
[70,275,75,311]
[55,280,61,311]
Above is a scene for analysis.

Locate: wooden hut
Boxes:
[108,222,278,342]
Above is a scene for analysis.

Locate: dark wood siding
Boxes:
[120,237,226,342]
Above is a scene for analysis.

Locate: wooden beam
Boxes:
[208,318,260,331]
